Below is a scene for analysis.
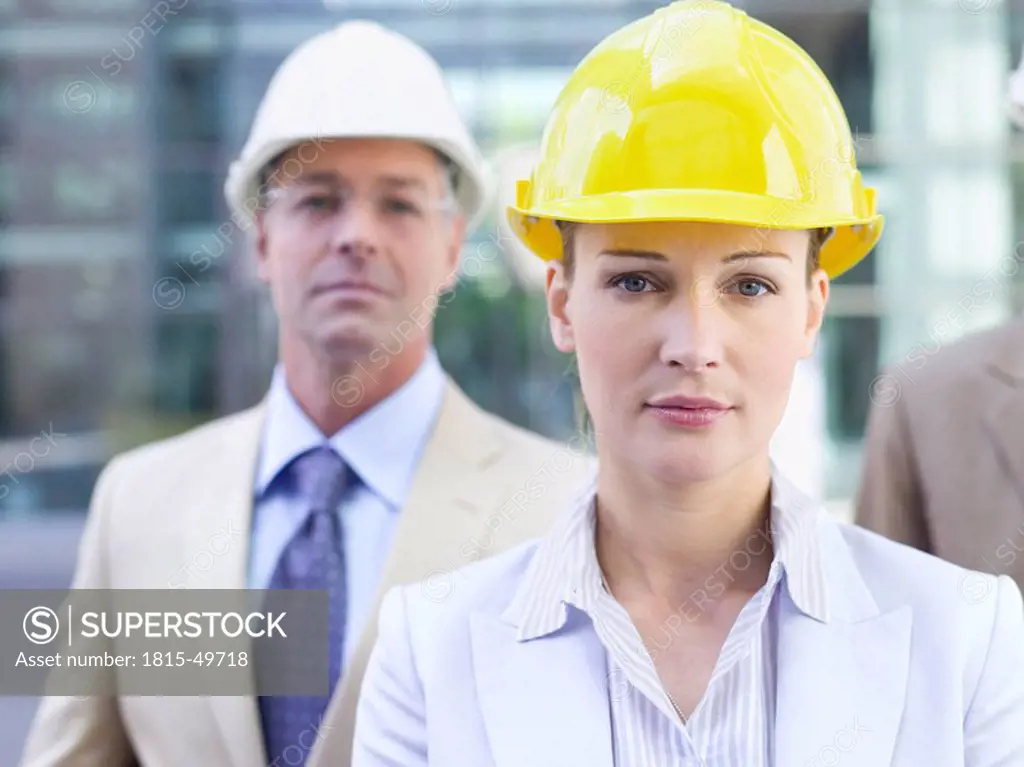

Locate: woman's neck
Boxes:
[594,454,775,612]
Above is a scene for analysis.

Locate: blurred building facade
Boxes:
[0,0,1022,517]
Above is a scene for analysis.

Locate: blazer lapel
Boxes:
[775,521,912,767]
[981,321,1024,509]
[310,379,510,765]
[471,611,614,767]
[176,402,268,767]
[368,378,508,592]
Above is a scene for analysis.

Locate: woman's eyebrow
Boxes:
[598,249,668,261]
[597,249,791,263]
[725,251,792,263]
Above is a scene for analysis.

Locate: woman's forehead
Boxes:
[575,221,811,260]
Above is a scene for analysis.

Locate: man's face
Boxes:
[255,138,466,364]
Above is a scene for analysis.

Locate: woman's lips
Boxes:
[644,396,734,428]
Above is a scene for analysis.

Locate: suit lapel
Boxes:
[471,611,614,767]
[347,378,506,677]
[176,402,268,767]
[310,379,509,765]
[981,320,1024,509]
[370,378,507,590]
[775,521,912,767]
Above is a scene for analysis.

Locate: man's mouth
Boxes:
[314,279,386,297]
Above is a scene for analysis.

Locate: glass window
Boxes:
[823,314,881,445]
[769,12,874,133]
[0,464,104,515]
[152,311,219,417]
[927,169,1010,280]
[0,61,12,124]
[37,0,140,14]
[478,67,571,143]
[49,159,140,225]
[828,14,873,135]
[926,38,1007,146]
[50,0,139,8]
[1009,160,1024,307]
[53,163,117,220]
[0,153,14,221]
[161,226,232,275]
[158,56,223,143]
[38,75,138,125]
[159,169,219,226]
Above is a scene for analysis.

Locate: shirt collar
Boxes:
[513,464,831,642]
[255,347,447,508]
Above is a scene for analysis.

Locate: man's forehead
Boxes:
[283,169,433,189]
[267,137,453,189]
[284,137,438,165]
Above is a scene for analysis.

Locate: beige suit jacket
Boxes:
[855,314,1024,590]
[19,379,594,767]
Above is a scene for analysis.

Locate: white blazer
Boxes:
[352,501,1024,766]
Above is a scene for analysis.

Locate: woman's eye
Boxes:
[731,278,774,298]
[613,274,653,293]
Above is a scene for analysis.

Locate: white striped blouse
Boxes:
[514,470,830,767]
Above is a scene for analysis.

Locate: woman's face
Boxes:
[546,220,829,485]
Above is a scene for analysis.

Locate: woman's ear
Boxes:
[801,268,830,357]
[546,261,575,353]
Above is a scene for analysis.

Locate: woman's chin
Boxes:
[634,448,731,486]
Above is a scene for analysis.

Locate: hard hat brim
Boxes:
[507,187,884,279]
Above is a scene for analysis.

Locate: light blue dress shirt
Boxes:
[248,349,447,673]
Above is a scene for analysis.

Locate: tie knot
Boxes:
[290,446,349,512]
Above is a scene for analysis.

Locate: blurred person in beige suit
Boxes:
[855,55,1024,589]
[20,20,592,767]
[855,313,1024,588]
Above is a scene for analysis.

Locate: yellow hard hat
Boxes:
[507,0,883,278]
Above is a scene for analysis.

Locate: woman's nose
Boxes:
[658,295,725,371]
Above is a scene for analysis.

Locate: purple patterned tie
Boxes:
[259,446,349,766]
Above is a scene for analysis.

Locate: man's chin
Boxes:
[304,312,424,368]
[310,319,380,362]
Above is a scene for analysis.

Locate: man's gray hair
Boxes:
[433,149,459,215]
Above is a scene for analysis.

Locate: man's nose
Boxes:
[328,199,379,258]
[659,289,725,371]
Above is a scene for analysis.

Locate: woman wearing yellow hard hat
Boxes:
[353,3,1024,764]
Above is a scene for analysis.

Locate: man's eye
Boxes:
[384,198,420,215]
[300,194,337,211]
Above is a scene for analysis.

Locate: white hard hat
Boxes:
[224,20,490,231]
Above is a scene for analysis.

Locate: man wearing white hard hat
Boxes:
[20,21,591,767]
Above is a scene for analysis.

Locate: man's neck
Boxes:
[279,341,427,436]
